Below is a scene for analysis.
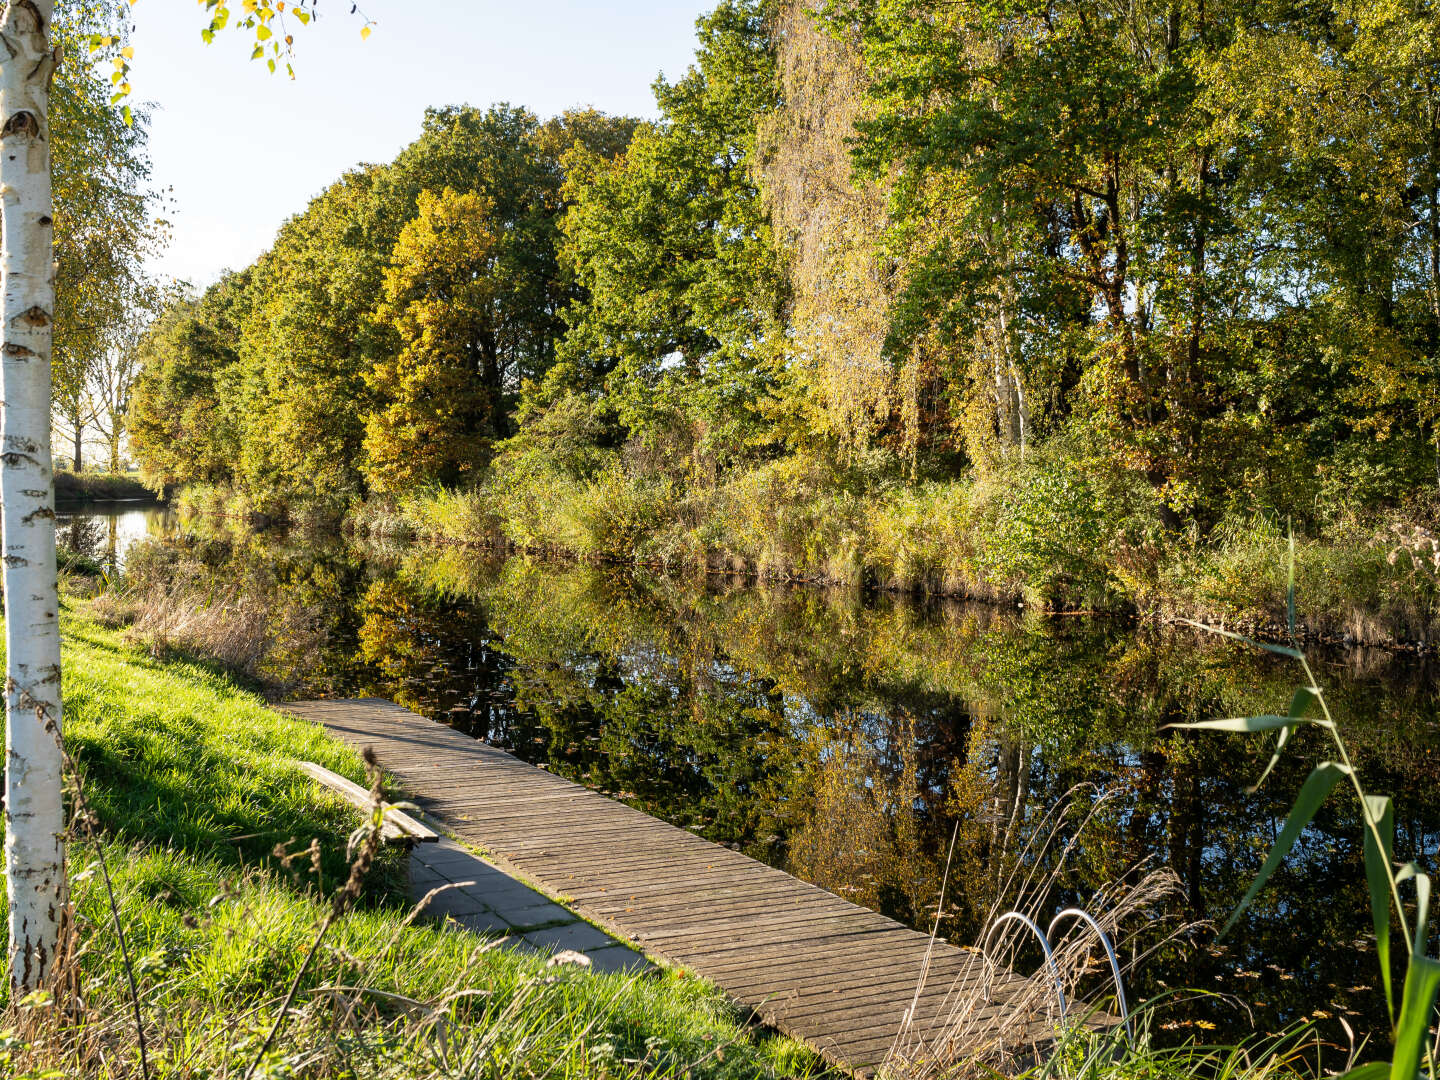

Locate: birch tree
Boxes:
[2,0,67,994]
[2,0,355,994]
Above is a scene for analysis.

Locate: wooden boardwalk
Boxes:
[283,698,1023,1073]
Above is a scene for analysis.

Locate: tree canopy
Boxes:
[130,0,1440,543]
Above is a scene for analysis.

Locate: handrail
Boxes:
[981,910,1068,1025]
[979,905,1134,1043]
[1046,907,1132,1040]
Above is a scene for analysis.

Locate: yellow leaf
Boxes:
[121,46,135,59]
[360,25,371,40]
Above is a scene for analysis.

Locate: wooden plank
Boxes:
[284,699,1034,1076]
[295,761,438,844]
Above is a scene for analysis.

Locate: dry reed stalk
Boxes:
[881,787,1202,1080]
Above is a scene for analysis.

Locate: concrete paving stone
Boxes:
[492,901,572,930]
[452,911,515,937]
[415,850,484,876]
[523,921,616,954]
[581,945,652,975]
[415,839,479,862]
[416,886,489,919]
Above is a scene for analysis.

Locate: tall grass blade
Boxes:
[1364,794,1397,1027]
[1174,618,1305,659]
[1221,761,1351,937]
[1287,525,1297,641]
[1390,955,1440,1080]
[1289,687,1317,718]
[1336,1063,1392,1080]
[1166,715,1313,733]
[1249,688,1321,793]
[1249,724,1293,794]
[1411,871,1430,954]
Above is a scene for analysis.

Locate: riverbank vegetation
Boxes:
[2,604,820,1078]
[127,0,1440,644]
[54,469,155,504]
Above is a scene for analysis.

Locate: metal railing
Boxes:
[979,906,1133,1041]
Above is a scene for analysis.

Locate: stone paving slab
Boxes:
[410,836,651,974]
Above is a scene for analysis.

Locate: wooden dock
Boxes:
[283,698,1024,1073]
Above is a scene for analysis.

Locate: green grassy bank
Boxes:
[1,605,820,1079]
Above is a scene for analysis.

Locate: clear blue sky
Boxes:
[127,2,713,288]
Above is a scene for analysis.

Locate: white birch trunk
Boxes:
[0,0,65,994]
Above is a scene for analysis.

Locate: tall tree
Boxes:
[364,188,507,491]
[50,1,163,473]
[757,1,906,459]
[541,0,785,482]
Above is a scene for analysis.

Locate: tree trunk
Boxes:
[71,410,80,472]
[0,0,65,995]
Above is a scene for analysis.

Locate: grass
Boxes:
[1,604,823,1079]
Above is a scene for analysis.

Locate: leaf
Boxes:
[1250,687,1322,792]
[1249,724,1292,794]
[1289,686,1317,718]
[361,25,372,40]
[1410,870,1430,955]
[1390,955,1440,1080]
[1364,794,1397,1027]
[1164,715,1320,733]
[1335,1063,1392,1080]
[1173,619,1305,659]
[1221,761,1351,938]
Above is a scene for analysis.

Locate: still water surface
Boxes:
[59,505,1440,1046]
[56,499,174,571]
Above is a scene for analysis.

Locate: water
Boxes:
[56,499,174,571]
[72,505,1440,1047]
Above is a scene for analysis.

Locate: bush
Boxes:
[973,456,1117,608]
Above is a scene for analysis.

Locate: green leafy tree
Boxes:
[539,0,785,482]
[129,274,252,491]
[364,188,506,491]
[50,2,165,472]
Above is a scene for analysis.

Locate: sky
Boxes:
[126,1,714,288]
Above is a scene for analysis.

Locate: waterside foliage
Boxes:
[350,458,1440,648]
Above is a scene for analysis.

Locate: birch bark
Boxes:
[0,0,65,994]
